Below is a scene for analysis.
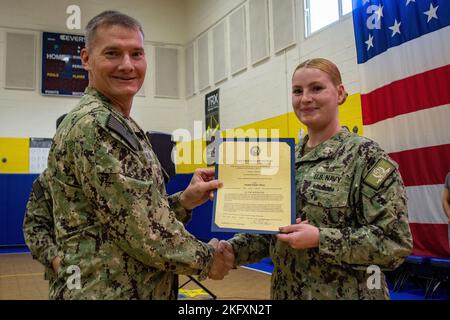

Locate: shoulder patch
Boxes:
[32,179,45,200]
[106,115,140,151]
[364,158,395,190]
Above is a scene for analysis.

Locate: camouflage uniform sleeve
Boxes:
[23,173,59,269]
[227,233,271,266]
[318,149,413,270]
[71,121,214,278]
[167,191,193,224]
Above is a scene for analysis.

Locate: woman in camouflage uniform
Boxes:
[222,58,413,299]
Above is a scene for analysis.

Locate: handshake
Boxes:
[207,238,235,280]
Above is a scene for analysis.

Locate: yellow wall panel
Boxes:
[175,114,294,173]
[288,93,364,142]
[287,112,308,143]
[0,138,30,173]
[175,139,207,174]
[175,93,363,173]
[338,93,364,135]
[235,113,290,138]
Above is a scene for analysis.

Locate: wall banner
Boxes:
[205,89,220,166]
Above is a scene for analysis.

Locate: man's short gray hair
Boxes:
[85,10,144,49]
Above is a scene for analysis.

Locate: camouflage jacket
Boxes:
[228,130,412,300]
[23,169,58,283]
[46,87,214,299]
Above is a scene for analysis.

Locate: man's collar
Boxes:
[84,87,130,119]
[84,87,111,105]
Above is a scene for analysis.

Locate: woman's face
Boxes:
[292,67,345,131]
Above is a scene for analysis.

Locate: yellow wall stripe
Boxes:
[0,138,30,173]
[0,94,362,175]
[175,93,363,173]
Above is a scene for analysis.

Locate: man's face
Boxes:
[81,25,147,103]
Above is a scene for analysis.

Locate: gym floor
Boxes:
[3,252,449,300]
[0,253,271,300]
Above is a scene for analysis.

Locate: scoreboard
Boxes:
[41,32,88,96]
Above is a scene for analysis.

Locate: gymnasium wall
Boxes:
[0,0,188,139]
[177,0,363,173]
[0,0,365,245]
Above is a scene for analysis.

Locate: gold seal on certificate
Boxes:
[212,138,296,234]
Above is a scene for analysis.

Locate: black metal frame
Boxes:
[179,276,217,300]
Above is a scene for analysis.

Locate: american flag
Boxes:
[352,0,450,257]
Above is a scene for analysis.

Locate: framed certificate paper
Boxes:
[212,138,296,234]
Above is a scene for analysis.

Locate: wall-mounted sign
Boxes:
[41,32,88,96]
[205,89,220,166]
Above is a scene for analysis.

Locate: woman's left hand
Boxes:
[276,222,320,249]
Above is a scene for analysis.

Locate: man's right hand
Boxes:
[179,168,222,210]
[208,238,235,280]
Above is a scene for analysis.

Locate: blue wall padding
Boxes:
[166,174,234,241]
[0,174,38,246]
[0,173,232,247]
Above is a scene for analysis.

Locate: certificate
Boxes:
[212,138,296,234]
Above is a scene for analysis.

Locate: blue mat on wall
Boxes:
[0,173,231,249]
[0,173,38,247]
[166,174,234,242]
[0,246,30,254]
[1,172,448,301]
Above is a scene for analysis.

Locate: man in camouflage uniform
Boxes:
[222,130,412,299]
[23,114,67,296]
[41,11,232,299]
[22,123,191,298]
[23,169,61,297]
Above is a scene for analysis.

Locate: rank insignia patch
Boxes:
[364,159,395,190]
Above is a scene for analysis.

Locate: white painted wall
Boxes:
[183,0,360,135]
[0,0,187,138]
[0,0,361,139]
[299,13,360,95]
[185,0,245,42]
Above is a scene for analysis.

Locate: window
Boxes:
[342,0,353,15]
[304,0,353,37]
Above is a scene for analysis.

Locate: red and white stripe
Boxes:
[359,26,450,258]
